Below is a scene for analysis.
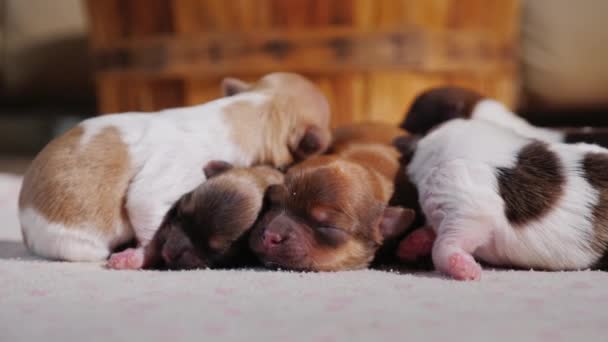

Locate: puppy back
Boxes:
[19,125,132,238]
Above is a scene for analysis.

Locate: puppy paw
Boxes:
[446,253,481,281]
[397,228,436,262]
[107,248,144,270]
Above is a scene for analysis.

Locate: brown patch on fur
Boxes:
[496,141,564,226]
[19,126,132,243]
[224,73,332,168]
[401,86,483,135]
[224,99,290,165]
[249,123,415,271]
[338,144,401,201]
[581,153,608,267]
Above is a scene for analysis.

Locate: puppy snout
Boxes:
[162,245,185,264]
[263,230,288,249]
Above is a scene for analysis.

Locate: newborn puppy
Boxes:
[19,72,331,264]
[249,123,415,271]
[395,119,608,280]
[395,86,608,265]
[108,162,284,270]
[401,86,608,145]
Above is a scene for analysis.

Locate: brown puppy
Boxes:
[249,123,415,271]
[107,163,283,270]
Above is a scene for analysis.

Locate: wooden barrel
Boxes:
[86,0,520,127]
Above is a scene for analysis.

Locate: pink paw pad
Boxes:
[447,253,481,281]
[397,228,436,262]
[106,248,144,270]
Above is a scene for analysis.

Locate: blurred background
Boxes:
[1,0,607,172]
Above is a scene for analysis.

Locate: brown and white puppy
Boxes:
[395,86,608,268]
[107,163,284,270]
[249,123,416,271]
[395,119,608,280]
[400,86,608,145]
[19,72,331,264]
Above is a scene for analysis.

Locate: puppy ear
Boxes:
[203,160,233,178]
[265,184,287,205]
[293,126,330,160]
[393,135,420,163]
[221,77,251,96]
[379,206,416,240]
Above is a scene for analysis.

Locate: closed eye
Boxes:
[316,226,349,247]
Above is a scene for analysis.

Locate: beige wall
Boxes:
[521,0,608,109]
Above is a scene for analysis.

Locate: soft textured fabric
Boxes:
[1,174,607,341]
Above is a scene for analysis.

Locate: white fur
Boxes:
[20,93,267,261]
[409,119,605,271]
[20,208,117,261]
[472,99,565,143]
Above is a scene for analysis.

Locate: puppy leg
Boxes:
[397,226,436,262]
[107,220,167,270]
[107,248,144,269]
[106,195,174,270]
[431,220,491,281]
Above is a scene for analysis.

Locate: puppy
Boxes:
[396,86,608,266]
[107,162,284,270]
[395,119,608,280]
[19,72,331,263]
[400,86,608,145]
[249,123,415,271]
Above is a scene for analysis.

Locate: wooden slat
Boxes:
[86,0,126,48]
[95,74,123,114]
[87,0,520,118]
[124,0,174,38]
[92,28,515,78]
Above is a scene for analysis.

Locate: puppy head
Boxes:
[222,73,332,166]
[401,86,483,135]
[146,165,274,270]
[249,157,415,271]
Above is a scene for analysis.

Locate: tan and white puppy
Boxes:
[19,72,331,263]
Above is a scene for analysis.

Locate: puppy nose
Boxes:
[263,230,286,249]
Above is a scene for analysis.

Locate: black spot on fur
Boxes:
[565,129,608,148]
[401,87,483,135]
[496,141,564,226]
